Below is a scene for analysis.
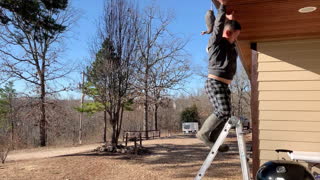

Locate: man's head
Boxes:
[223,20,241,44]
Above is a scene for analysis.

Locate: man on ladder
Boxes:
[196,0,241,152]
[195,0,250,179]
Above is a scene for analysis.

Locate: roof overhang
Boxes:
[212,0,320,78]
[224,0,320,42]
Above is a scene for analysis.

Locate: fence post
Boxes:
[139,132,142,147]
[134,137,137,155]
[125,133,128,147]
[123,131,125,142]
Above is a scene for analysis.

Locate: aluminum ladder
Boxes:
[195,116,251,180]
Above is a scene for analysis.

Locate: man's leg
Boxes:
[209,80,232,151]
[209,119,227,142]
[197,78,231,151]
[196,79,221,147]
[197,114,229,152]
[200,79,231,151]
[209,119,229,152]
[196,113,221,148]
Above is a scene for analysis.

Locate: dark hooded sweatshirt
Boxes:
[207,5,237,80]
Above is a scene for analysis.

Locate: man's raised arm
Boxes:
[209,0,228,45]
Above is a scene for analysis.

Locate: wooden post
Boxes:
[125,133,128,147]
[152,132,154,139]
[251,47,260,177]
[139,132,142,147]
[134,137,137,155]
[159,130,161,138]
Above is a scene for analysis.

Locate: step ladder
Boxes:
[195,116,251,180]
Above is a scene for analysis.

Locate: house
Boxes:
[212,0,320,176]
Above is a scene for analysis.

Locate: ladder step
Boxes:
[195,117,251,180]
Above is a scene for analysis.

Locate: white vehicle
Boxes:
[182,122,199,134]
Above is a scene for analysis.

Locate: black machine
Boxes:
[256,150,315,180]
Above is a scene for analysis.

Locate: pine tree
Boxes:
[0,0,72,146]
[84,38,119,143]
[180,104,200,123]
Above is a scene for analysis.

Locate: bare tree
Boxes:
[193,56,209,79]
[230,67,251,118]
[86,0,139,146]
[149,54,190,131]
[0,0,77,146]
[135,5,188,138]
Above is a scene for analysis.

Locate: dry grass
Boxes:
[0,131,252,180]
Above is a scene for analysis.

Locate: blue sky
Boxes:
[10,0,245,99]
[64,0,217,98]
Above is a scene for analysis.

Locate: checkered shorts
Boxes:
[205,78,231,122]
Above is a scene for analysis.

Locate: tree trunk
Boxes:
[40,79,46,147]
[116,106,124,141]
[238,98,241,116]
[111,114,118,147]
[112,123,116,146]
[9,93,14,150]
[103,108,107,143]
[79,71,85,145]
[144,99,149,140]
[144,21,150,140]
[154,104,158,131]
[11,119,14,148]
[238,92,242,117]
[144,67,149,139]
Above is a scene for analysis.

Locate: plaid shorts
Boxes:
[205,78,231,122]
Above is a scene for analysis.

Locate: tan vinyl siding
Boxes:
[257,39,320,174]
[260,131,320,143]
[258,71,320,81]
[259,91,320,101]
[259,101,320,111]
[259,81,320,91]
[259,111,320,121]
[260,140,320,152]
[260,121,320,131]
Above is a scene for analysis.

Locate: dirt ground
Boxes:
[0,131,252,180]
[6,143,103,162]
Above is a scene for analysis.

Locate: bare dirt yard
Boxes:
[0,131,252,180]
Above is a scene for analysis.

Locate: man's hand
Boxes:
[226,11,235,20]
[217,0,228,5]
